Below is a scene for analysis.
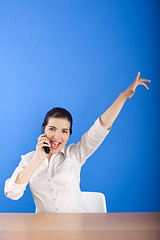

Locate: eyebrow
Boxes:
[48,126,69,131]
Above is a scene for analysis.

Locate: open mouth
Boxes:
[50,141,61,150]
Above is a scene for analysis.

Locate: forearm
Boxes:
[15,156,42,184]
[100,92,127,130]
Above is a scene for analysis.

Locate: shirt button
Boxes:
[48,178,51,181]
[56,208,58,212]
[54,198,56,201]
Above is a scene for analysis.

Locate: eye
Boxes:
[62,130,68,134]
[49,128,55,131]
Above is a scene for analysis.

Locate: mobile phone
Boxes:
[42,134,51,154]
[43,146,51,154]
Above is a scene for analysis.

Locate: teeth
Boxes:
[52,141,59,146]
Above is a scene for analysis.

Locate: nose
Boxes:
[53,130,60,139]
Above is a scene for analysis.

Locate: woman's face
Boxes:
[44,117,71,155]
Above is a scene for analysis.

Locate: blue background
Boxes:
[0,0,159,213]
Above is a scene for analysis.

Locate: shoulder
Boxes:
[63,144,76,157]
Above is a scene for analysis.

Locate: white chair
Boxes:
[81,192,107,213]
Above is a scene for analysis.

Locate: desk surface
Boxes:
[0,212,160,240]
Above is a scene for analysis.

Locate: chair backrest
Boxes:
[81,192,107,213]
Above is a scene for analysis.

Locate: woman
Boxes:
[4,72,150,213]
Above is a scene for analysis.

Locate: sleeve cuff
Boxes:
[93,117,111,139]
[4,169,28,194]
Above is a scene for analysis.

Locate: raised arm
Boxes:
[100,72,151,130]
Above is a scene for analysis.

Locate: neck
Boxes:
[47,154,52,161]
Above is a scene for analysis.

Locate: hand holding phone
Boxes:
[35,134,51,164]
[43,146,51,154]
[37,134,50,154]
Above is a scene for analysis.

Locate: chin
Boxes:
[51,148,61,155]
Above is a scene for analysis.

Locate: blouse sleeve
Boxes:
[4,152,34,200]
[69,117,111,165]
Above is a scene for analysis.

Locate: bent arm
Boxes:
[15,134,51,184]
[15,156,42,184]
[100,72,150,130]
[4,157,29,200]
[4,152,40,200]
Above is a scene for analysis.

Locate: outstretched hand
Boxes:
[121,72,151,99]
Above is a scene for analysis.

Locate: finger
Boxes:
[37,142,46,148]
[38,135,49,142]
[38,134,46,140]
[38,139,50,144]
[42,142,51,149]
[139,78,151,83]
[135,71,141,81]
[40,134,46,137]
[37,142,51,149]
[38,138,50,144]
[37,140,50,146]
[43,142,50,146]
[140,82,149,90]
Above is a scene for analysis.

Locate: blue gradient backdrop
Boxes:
[0,0,159,213]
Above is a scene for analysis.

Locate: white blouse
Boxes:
[4,118,111,213]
